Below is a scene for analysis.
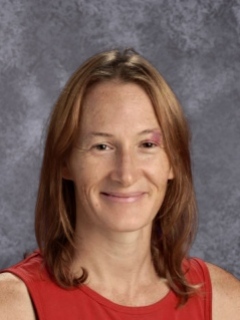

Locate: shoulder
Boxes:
[206,262,240,320]
[0,272,36,320]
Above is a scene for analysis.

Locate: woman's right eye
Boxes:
[93,144,111,151]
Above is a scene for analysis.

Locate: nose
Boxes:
[110,148,139,187]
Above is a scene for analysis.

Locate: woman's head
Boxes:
[61,80,174,240]
[35,48,197,303]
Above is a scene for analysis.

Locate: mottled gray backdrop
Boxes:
[0,0,239,277]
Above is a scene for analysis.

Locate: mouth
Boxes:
[100,192,146,203]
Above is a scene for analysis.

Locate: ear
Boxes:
[168,166,174,180]
[61,161,73,181]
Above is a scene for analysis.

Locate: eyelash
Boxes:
[93,144,112,151]
[141,141,158,148]
[92,141,158,151]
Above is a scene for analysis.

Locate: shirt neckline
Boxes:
[79,284,177,314]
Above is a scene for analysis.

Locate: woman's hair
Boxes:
[35,48,198,305]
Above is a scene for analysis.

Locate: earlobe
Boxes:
[61,161,73,180]
[168,166,174,180]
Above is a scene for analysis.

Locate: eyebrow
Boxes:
[87,132,114,138]
[85,128,161,139]
[138,128,161,135]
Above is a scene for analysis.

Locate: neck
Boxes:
[71,222,170,307]
[71,224,157,289]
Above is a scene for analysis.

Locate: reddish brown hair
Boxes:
[35,49,198,305]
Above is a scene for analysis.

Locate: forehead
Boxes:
[80,80,160,132]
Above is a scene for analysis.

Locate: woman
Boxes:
[0,49,239,320]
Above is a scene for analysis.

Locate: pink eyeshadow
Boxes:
[150,130,162,145]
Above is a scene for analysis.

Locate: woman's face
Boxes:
[63,80,173,236]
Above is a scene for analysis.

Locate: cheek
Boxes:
[70,157,109,189]
[146,157,172,185]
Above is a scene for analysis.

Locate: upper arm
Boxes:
[0,272,36,320]
[206,263,240,320]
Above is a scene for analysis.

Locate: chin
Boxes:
[103,216,153,234]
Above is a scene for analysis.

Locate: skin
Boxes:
[65,81,173,238]
[63,80,174,305]
[0,80,239,319]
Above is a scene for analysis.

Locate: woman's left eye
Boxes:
[141,141,157,148]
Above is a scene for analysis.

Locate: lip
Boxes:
[100,192,146,203]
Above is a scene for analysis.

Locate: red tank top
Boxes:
[2,251,212,320]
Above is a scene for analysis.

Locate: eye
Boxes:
[93,144,112,151]
[141,141,157,148]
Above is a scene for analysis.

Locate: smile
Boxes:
[100,192,146,203]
